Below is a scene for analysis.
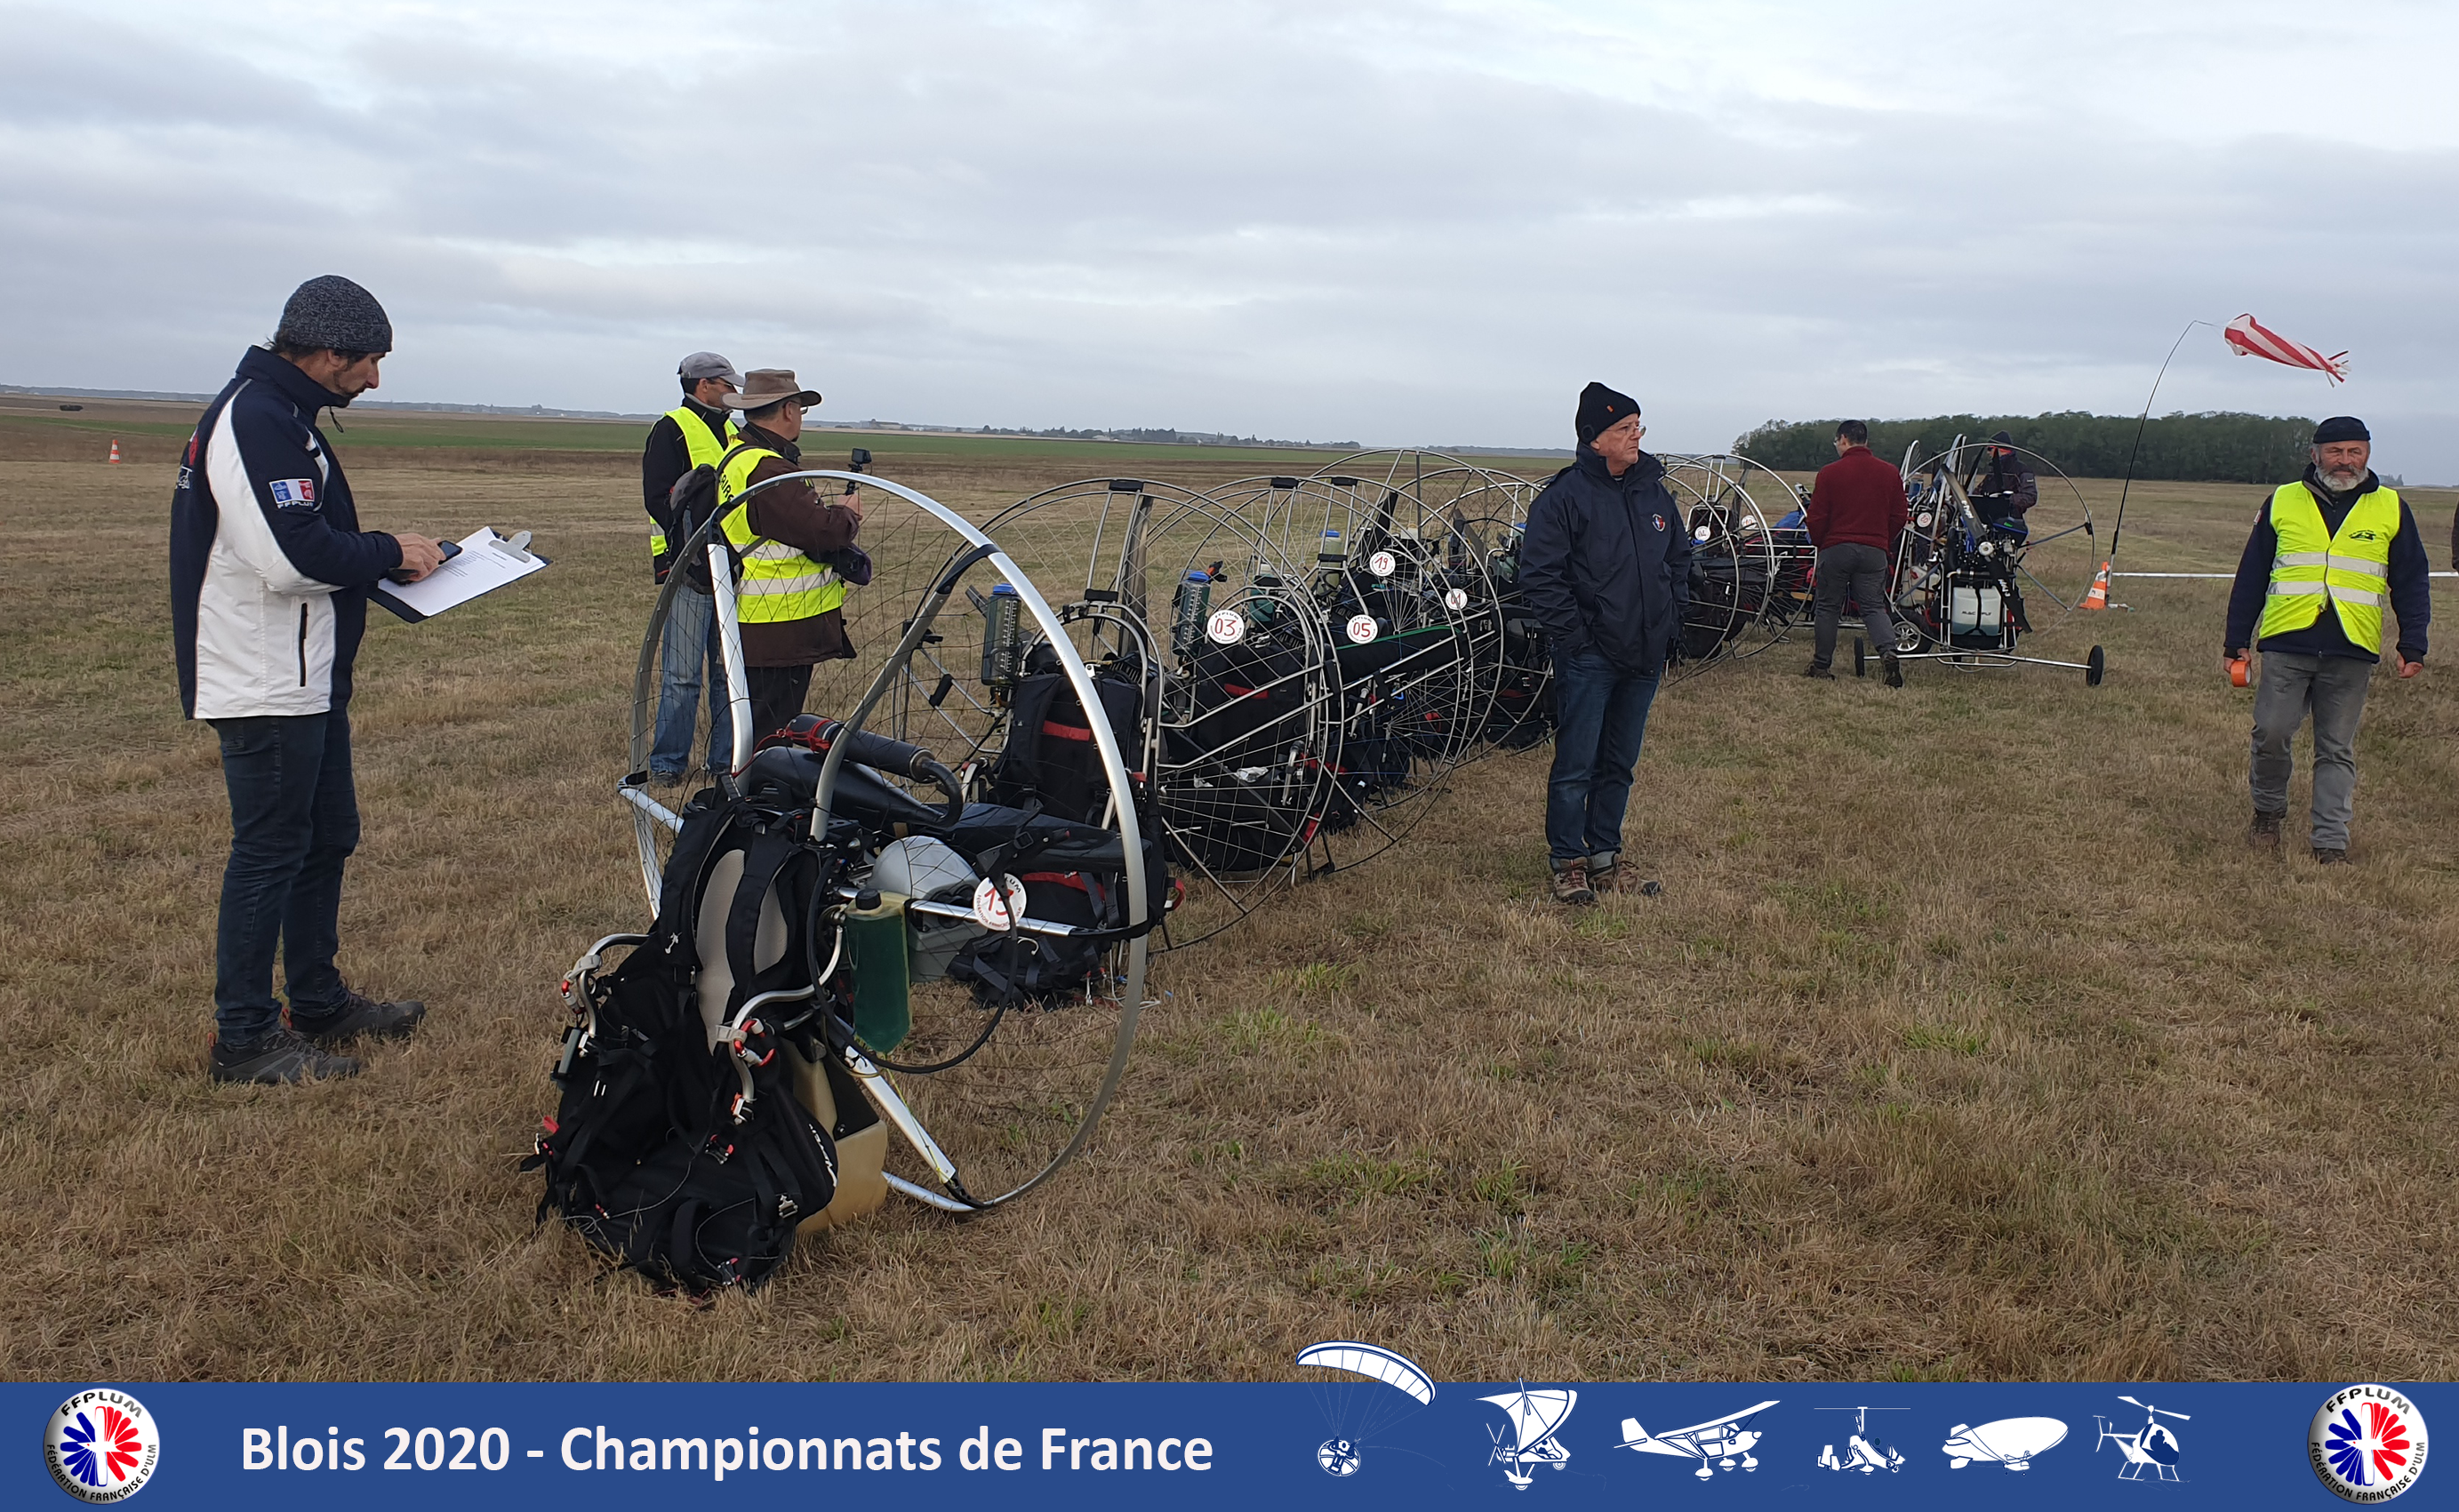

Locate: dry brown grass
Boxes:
[4,419,2455,1385]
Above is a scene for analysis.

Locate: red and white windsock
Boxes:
[2223,314,2348,384]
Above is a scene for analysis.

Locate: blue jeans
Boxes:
[1545,647,1661,864]
[651,584,730,778]
[211,711,359,1046]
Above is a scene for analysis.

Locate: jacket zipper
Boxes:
[297,604,310,687]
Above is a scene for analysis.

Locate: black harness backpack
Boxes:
[528,782,843,1294]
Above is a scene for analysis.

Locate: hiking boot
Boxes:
[1587,853,1619,893]
[1550,863,1595,906]
[648,770,686,789]
[2313,846,2350,865]
[210,1028,363,1084]
[1881,650,1904,688]
[289,987,426,1048]
[1592,866,1662,897]
[1802,662,1835,680]
[2247,812,2284,852]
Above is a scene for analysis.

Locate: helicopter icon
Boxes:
[2095,1396,2189,1482]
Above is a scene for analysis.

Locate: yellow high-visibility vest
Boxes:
[717,444,848,624]
[2258,480,2401,653]
[649,405,738,564]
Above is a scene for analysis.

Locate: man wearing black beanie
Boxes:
[171,276,447,1082]
[1518,382,1692,903]
[2223,415,2428,863]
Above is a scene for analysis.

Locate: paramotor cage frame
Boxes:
[1658,452,1817,679]
[617,470,1151,1212]
[1876,436,2104,684]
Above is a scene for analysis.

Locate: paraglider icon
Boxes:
[1295,1340,1436,1478]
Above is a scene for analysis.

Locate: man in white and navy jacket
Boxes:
[171,276,446,1084]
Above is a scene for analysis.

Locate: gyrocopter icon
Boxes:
[1619,1400,1779,1479]
[2096,1396,2189,1482]
[1294,1340,1435,1478]
[1482,1384,1575,1490]
[1816,1405,1908,1474]
[1943,1416,2068,1471]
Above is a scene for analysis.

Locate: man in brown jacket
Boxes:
[715,369,868,737]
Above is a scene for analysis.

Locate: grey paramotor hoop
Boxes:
[618,470,1149,1212]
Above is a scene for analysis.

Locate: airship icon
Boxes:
[1942,1418,2068,1471]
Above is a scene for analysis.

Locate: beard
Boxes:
[2319,463,2367,492]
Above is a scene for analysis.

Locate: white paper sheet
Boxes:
[370,527,549,622]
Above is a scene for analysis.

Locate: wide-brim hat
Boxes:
[728,368,822,410]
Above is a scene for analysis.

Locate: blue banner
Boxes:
[9,1380,2437,1508]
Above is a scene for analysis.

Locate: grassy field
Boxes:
[3,413,2455,1385]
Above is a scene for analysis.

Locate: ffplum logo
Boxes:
[2311,1385,2428,1503]
[44,1389,160,1503]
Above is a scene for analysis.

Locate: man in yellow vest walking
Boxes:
[2223,416,2428,863]
[716,369,867,737]
[644,352,741,785]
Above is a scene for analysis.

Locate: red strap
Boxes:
[1221,683,1267,699]
[1040,720,1093,742]
[1020,870,1089,890]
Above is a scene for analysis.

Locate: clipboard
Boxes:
[371,527,549,623]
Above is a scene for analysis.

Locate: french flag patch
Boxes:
[268,477,318,508]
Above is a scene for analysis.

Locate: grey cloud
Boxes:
[4,0,2455,471]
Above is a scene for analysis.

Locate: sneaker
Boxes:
[1802,662,1836,680]
[2247,812,2284,851]
[289,987,427,1048]
[648,771,686,790]
[2313,846,2350,865]
[211,1028,363,1084]
[1882,650,1904,688]
[1550,863,1595,906]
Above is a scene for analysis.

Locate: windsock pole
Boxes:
[2108,319,2215,566]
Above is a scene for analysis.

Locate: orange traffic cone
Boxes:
[107,439,122,464]
[2080,560,2111,610]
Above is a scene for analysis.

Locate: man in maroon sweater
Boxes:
[1803,420,1910,684]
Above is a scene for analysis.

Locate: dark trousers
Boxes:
[745,664,813,750]
[211,710,360,1047]
[1813,542,1898,666]
[1545,647,1661,864]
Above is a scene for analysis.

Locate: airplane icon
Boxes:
[1619,1401,1781,1480]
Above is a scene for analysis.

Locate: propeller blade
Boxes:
[2119,1396,2146,1409]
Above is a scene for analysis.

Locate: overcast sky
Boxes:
[5,1,2455,470]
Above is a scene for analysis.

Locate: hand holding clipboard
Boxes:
[372,528,549,623]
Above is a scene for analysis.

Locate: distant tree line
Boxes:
[986,425,1361,450]
[1732,411,2319,483]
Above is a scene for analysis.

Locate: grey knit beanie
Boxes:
[276,276,394,355]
